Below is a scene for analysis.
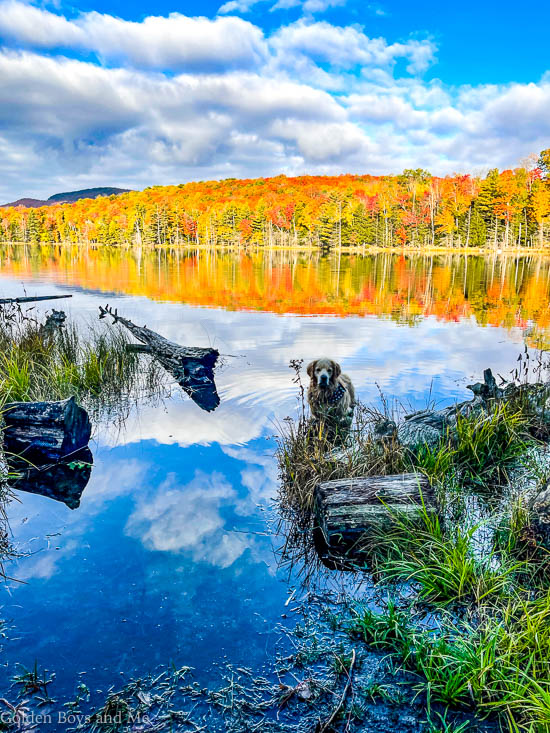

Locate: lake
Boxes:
[0,244,548,726]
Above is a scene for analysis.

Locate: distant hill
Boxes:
[3,198,50,208]
[47,187,131,203]
[1,187,131,208]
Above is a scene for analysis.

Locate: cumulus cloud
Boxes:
[0,1,548,200]
[0,1,267,71]
[218,0,262,13]
[271,20,436,73]
[271,0,346,11]
[124,470,264,568]
[218,0,346,13]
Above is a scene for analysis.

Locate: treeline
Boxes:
[2,152,550,249]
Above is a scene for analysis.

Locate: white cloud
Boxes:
[0,1,267,71]
[124,470,264,568]
[0,2,548,200]
[271,0,346,11]
[218,0,261,12]
[270,20,435,73]
[218,0,346,13]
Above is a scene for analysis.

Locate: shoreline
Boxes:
[2,240,550,257]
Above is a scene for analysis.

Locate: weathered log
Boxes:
[390,368,550,453]
[99,304,220,412]
[3,396,91,463]
[314,473,433,568]
[0,294,72,305]
[8,447,93,509]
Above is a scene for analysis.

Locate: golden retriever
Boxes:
[306,358,355,431]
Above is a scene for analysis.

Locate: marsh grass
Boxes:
[345,591,550,730]
[276,357,550,730]
[415,403,535,487]
[348,598,412,653]
[376,506,524,607]
[0,303,165,411]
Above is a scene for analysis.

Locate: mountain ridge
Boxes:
[1,187,132,208]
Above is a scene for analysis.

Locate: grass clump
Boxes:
[348,598,412,653]
[347,593,550,731]
[377,507,521,606]
[416,402,535,486]
[0,304,163,409]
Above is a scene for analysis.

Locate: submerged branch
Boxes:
[99,304,220,412]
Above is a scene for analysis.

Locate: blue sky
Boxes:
[69,0,548,86]
[0,0,549,200]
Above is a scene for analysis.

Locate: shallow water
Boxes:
[0,245,549,713]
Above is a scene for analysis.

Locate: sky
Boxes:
[0,0,549,201]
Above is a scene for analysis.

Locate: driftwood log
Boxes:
[373,368,550,454]
[8,447,93,509]
[3,396,91,463]
[99,304,220,412]
[0,294,72,306]
[314,473,433,568]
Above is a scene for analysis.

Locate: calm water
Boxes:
[0,245,549,708]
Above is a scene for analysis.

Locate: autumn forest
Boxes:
[2,151,550,249]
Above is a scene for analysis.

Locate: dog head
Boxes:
[307,358,341,389]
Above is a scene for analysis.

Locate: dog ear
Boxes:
[306,360,317,378]
[331,360,341,381]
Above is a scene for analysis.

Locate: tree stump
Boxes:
[3,396,91,463]
[313,472,433,568]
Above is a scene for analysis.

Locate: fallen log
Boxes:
[99,304,220,412]
[0,294,72,305]
[314,472,433,568]
[387,368,550,453]
[2,396,91,463]
[8,447,93,509]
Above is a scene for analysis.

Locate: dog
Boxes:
[306,358,355,438]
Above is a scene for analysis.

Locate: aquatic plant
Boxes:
[0,303,165,410]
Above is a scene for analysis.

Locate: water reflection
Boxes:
[0,246,547,708]
[8,447,93,509]
[1,245,549,344]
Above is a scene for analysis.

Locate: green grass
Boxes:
[424,709,473,733]
[347,594,550,731]
[416,402,535,486]
[379,508,522,606]
[0,304,163,408]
